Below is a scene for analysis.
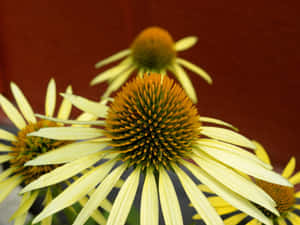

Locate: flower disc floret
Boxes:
[106,73,200,170]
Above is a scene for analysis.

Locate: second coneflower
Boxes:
[24,74,290,225]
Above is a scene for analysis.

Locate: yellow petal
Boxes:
[61,93,108,118]
[177,58,213,84]
[287,212,300,224]
[277,217,287,225]
[45,78,56,117]
[0,129,17,141]
[175,36,198,51]
[0,167,16,182]
[57,85,72,120]
[14,213,27,225]
[0,94,26,129]
[183,160,272,225]
[141,168,159,225]
[106,168,140,225]
[200,126,256,149]
[21,152,105,193]
[91,57,133,85]
[252,141,271,165]
[282,157,296,179]
[0,176,23,203]
[159,167,183,225]
[200,116,237,131]
[41,189,53,225]
[0,143,12,152]
[224,213,248,225]
[102,66,135,98]
[73,112,98,127]
[26,141,108,165]
[0,155,13,163]
[173,165,223,225]
[289,171,300,185]
[10,82,36,123]
[32,160,116,223]
[197,184,213,193]
[73,164,126,225]
[169,64,197,103]
[94,49,131,69]
[28,127,103,140]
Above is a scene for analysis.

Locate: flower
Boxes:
[91,26,212,103]
[192,141,300,225]
[0,79,106,225]
[25,74,290,225]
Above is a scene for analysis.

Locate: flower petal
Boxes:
[41,189,53,225]
[289,171,300,185]
[224,214,248,225]
[0,155,13,163]
[45,78,56,117]
[106,168,140,225]
[0,167,16,183]
[94,49,131,69]
[282,157,296,179]
[159,167,183,225]
[200,116,237,131]
[200,126,256,149]
[173,165,223,225]
[11,82,36,123]
[0,143,12,152]
[287,212,300,224]
[0,129,17,142]
[0,176,23,203]
[141,168,159,225]
[14,214,27,225]
[175,36,198,51]
[57,85,72,120]
[252,141,271,164]
[0,94,26,129]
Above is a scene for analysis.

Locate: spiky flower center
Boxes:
[131,27,176,71]
[105,73,200,171]
[9,120,68,184]
[256,179,295,216]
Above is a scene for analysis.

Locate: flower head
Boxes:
[26,74,291,225]
[91,26,213,103]
[192,141,299,225]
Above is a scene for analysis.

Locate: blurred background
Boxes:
[0,0,300,224]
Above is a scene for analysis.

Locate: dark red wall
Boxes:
[0,0,300,170]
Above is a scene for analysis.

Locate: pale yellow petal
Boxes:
[200,126,256,149]
[159,167,183,225]
[0,129,17,141]
[252,141,271,164]
[289,171,300,185]
[106,168,140,225]
[173,165,223,225]
[91,57,133,85]
[0,176,23,203]
[200,116,237,130]
[287,212,300,224]
[282,157,296,179]
[0,143,12,152]
[28,127,103,140]
[21,152,105,193]
[61,93,108,118]
[183,160,272,225]
[0,94,26,129]
[0,167,16,182]
[57,85,72,120]
[14,214,27,225]
[94,49,131,69]
[73,164,126,225]
[141,168,159,225]
[0,155,13,163]
[277,217,287,225]
[45,78,56,117]
[10,82,36,123]
[224,213,248,225]
[197,184,213,193]
[73,112,98,127]
[102,66,135,98]
[32,160,116,223]
[175,36,198,51]
[169,64,197,103]
[26,141,108,165]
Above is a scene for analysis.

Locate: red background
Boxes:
[0,1,299,170]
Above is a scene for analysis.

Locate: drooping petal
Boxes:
[73,164,127,225]
[0,129,17,142]
[141,168,159,225]
[175,36,198,51]
[14,213,27,225]
[0,94,26,129]
[200,116,237,131]
[73,112,98,127]
[0,143,12,152]
[26,141,108,165]
[28,127,103,140]
[41,188,53,225]
[106,168,140,225]
[176,58,213,84]
[277,217,288,225]
[21,152,106,193]
[286,212,300,224]
[289,171,300,185]
[200,126,256,149]
[159,167,183,225]
[0,167,16,183]
[91,57,133,85]
[0,176,23,203]
[94,49,131,69]
[0,155,13,163]
[57,85,72,120]
[32,160,116,223]
[282,157,296,179]
[10,82,36,123]
[45,78,56,117]
[173,165,223,225]
[252,141,271,164]
[169,64,197,103]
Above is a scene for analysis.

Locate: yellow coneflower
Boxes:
[0,79,107,225]
[91,26,212,103]
[25,74,291,225]
[192,141,300,225]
